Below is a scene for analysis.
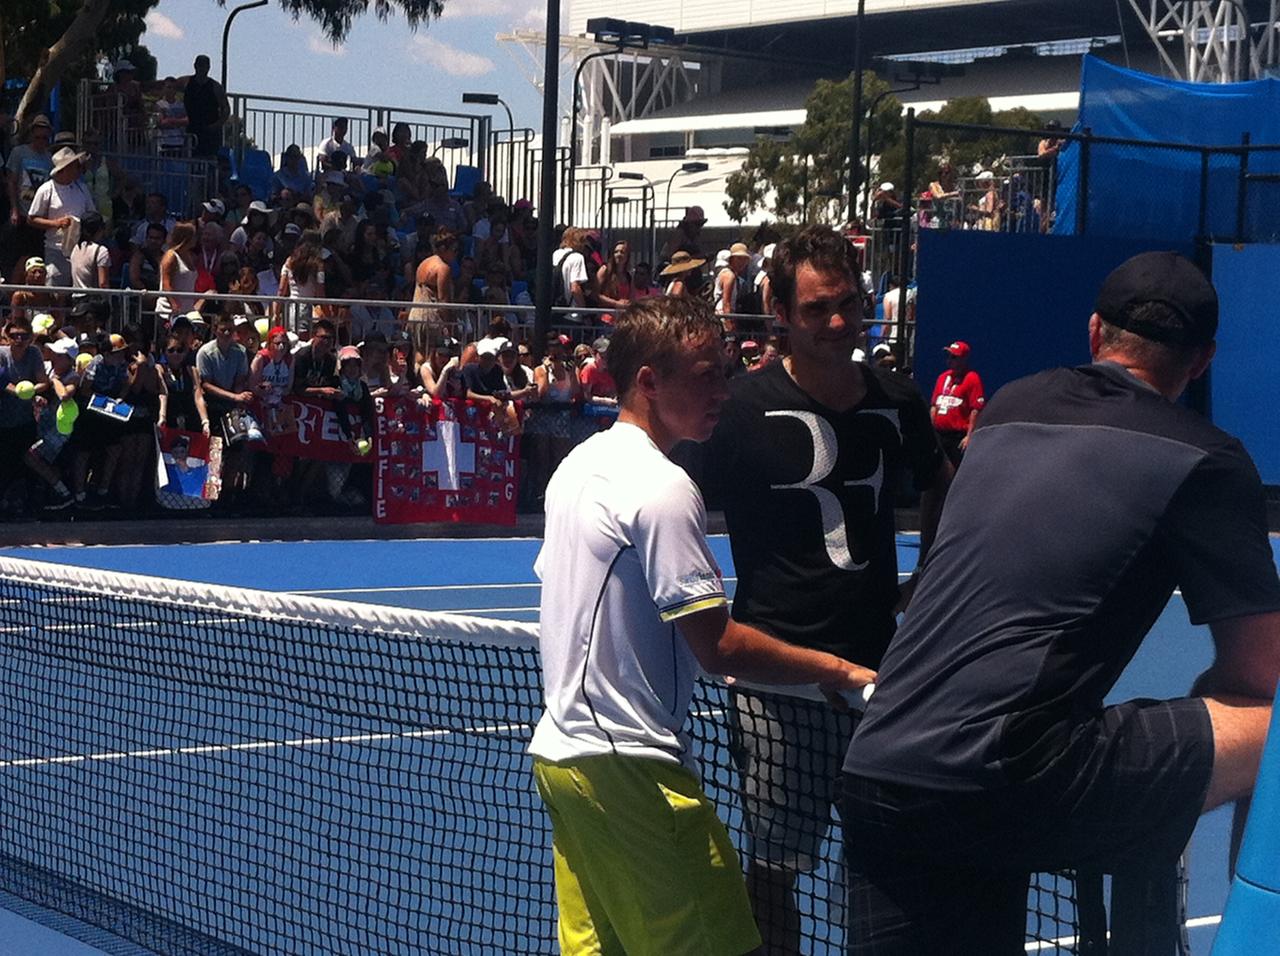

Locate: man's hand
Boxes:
[817,657,878,711]
[55,216,72,230]
[236,390,255,404]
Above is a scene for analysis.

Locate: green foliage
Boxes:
[725,71,902,225]
[268,0,445,43]
[879,96,1043,193]
[726,83,1045,224]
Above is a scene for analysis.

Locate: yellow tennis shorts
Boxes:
[533,754,762,956]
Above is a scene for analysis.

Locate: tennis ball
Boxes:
[55,398,79,435]
[32,313,55,335]
[355,438,372,456]
[14,380,35,401]
[255,317,270,339]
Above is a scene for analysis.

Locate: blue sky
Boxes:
[142,0,551,129]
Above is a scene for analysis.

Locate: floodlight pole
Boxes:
[847,0,866,222]
[463,93,515,199]
[534,0,561,359]
[221,0,269,92]
[569,45,622,223]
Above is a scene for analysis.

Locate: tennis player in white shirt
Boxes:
[530,296,876,956]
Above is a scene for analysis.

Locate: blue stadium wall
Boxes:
[914,231,1279,485]
[1207,243,1280,486]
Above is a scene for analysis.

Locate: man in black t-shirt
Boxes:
[842,252,1280,954]
[291,320,340,398]
[183,56,229,157]
[700,225,951,952]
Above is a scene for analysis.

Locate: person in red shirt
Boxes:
[931,340,984,465]
[579,336,617,406]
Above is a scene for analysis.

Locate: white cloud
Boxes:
[308,35,347,57]
[439,0,545,26]
[145,11,186,41]
[407,36,495,77]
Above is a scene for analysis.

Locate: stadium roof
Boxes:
[678,0,1276,66]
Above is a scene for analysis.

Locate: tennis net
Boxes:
[0,556,1088,954]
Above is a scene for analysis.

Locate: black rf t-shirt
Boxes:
[700,360,945,665]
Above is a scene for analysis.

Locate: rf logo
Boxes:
[764,409,899,570]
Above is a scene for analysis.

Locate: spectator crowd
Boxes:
[0,53,929,523]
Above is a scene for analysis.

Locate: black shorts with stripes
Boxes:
[841,697,1214,955]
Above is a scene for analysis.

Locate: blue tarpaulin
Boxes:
[1053,56,1280,241]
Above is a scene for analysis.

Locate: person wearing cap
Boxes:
[198,198,227,230]
[313,170,349,221]
[842,251,1280,953]
[578,335,617,404]
[24,335,80,510]
[870,342,898,371]
[183,55,230,157]
[697,225,951,952]
[333,344,375,454]
[930,340,984,466]
[462,336,513,407]
[659,205,708,264]
[9,258,57,320]
[229,199,271,251]
[25,146,95,286]
[969,169,1003,230]
[659,250,706,299]
[714,242,752,323]
[871,182,901,223]
[5,114,53,271]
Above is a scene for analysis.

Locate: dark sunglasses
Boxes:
[9,332,32,341]
[166,346,186,354]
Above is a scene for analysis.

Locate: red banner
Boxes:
[373,396,520,526]
[260,396,365,463]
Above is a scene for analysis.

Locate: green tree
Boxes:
[5,0,446,134]
[725,71,903,225]
[877,97,1043,194]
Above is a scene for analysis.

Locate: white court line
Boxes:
[1023,915,1221,952]
[0,720,534,770]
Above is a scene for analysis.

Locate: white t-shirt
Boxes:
[551,248,588,305]
[529,422,728,771]
[70,241,110,289]
[28,178,96,253]
[320,136,358,168]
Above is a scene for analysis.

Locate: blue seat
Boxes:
[450,164,482,200]
[234,148,274,201]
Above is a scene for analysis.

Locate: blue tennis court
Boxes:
[0,534,1261,954]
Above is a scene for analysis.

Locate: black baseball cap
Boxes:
[1095,251,1218,346]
